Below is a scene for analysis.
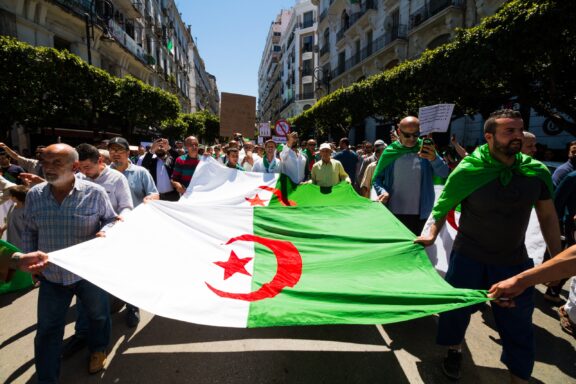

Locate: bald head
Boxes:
[45,144,79,163]
[43,144,78,185]
[397,116,420,148]
[398,116,420,130]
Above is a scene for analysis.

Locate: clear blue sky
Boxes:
[177,1,295,98]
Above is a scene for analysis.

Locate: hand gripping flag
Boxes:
[49,159,488,328]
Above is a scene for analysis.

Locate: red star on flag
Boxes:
[214,250,253,280]
[245,193,267,206]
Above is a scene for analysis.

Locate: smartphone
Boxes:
[421,137,434,151]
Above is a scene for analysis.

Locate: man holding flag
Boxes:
[416,109,562,383]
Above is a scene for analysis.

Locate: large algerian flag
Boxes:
[49,159,488,328]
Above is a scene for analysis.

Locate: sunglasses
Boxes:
[399,130,420,139]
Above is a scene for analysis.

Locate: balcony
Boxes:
[115,0,143,19]
[330,25,407,80]
[348,0,377,27]
[373,25,407,51]
[301,19,315,29]
[298,92,315,100]
[336,26,348,42]
[108,18,146,63]
[410,0,464,30]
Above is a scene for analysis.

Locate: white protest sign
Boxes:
[258,122,271,137]
[418,104,455,135]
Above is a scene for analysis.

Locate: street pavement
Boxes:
[1,283,574,384]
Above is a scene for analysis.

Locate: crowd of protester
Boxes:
[0,108,575,383]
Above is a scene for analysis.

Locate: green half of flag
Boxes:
[0,240,34,295]
[247,179,488,327]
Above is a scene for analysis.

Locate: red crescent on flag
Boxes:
[447,210,459,231]
[257,185,297,206]
[205,234,303,302]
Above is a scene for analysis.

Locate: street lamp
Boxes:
[313,66,331,99]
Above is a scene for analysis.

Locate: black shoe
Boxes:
[125,307,140,328]
[109,295,125,314]
[61,335,87,359]
[442,349,462,380]
[543,286,564,304]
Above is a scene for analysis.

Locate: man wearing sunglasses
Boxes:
[372,116,449,235]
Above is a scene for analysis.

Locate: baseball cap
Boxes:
[319,143,332,151]
[374,139,386,146]
[108,137,130,150]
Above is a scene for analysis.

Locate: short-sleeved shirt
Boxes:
[311,159,350,187]
[110,162,158,207]
[172,154,201,188]
[453,175,551,265]
[22,179,117,285]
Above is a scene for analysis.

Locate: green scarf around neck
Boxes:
[371,139,422,183]
[431,144,553,221]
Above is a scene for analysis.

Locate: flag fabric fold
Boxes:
[49,159,489,328]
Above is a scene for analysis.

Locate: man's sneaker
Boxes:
[88,351,107,374]
[442,349,462,380]
[61,335,87,359]
[125,306,140,328]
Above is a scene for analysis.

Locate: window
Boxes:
[355,40,361,64]
[273,45,281,52]
[366,30,373,56]
[302,35,314,53]
[302,84,314,99]
[53,36,71,52]
[338,51,345,74]
[302,11,314,28]
[302,59,313,76]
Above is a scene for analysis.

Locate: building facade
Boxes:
[0,0,218,145]
[258,9,292,124]
[278,0,318,120]
[312,0,511,143]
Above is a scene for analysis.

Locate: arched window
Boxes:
[427,34,451,50]
[341,11,350,29]
[385,59,399,70]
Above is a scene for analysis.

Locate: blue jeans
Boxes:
[436,250,535,381]
[35,279,110,384]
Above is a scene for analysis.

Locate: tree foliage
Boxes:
[0,37,180,140]
[291,0,576,137]
[160,110,220,143]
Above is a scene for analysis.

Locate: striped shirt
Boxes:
[171,154,201,188]
[22,178,117,285]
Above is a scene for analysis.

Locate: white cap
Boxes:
[319,143,332,151]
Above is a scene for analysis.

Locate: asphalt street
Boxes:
[1,283,574,384]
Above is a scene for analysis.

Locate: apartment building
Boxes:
[313,0,507,142]
[0,0,218,142]
[278,0,318,120]
[258,9,292,124]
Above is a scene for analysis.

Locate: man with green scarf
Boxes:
[372,116,450,234]
[415,109,562,383]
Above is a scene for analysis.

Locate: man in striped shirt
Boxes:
[21,144,117,380]
[171,136,201,195]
